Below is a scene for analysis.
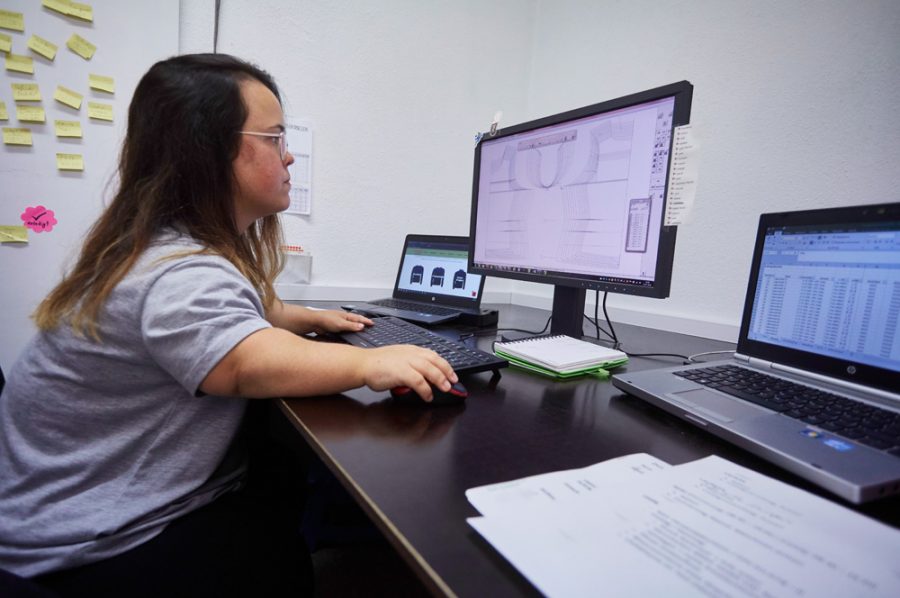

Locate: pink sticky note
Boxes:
[21,205,58,233]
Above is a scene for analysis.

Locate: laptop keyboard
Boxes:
[675,364,900,456]
[340,316,507,375]
[372,298,458,316]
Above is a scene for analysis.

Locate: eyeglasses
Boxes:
[239,130,289,161]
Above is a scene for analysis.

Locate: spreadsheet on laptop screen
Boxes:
[747,223,900,372]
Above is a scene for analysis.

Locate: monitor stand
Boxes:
[550,286,586,338]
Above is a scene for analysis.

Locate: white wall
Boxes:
[183,0,898,341]
[181,0,534,303]
[519,0,900,339]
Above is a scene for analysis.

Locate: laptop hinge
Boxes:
[733,353,752,364]
[745,356,773,369]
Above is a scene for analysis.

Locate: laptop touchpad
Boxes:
[669,389,769,423]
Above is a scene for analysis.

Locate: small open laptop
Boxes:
[612,203,900,503]
[341,234,486,325]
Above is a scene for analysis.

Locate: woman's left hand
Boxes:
[308,309,373,334]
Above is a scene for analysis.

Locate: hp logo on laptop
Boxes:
[846,365,857,375]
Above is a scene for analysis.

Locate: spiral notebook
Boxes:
[494,335,628,379]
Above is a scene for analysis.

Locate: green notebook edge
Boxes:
[495,349,628,380]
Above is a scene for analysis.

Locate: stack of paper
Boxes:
[494,335,627,379]
[467,454,900,597]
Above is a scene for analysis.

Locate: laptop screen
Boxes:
[739,204,900,393]
[393,236,484,307]
[748,222,900,372]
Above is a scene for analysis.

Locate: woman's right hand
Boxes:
[358,345,457,402]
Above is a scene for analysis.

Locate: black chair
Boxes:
[0,568,59,597]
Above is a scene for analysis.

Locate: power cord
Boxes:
[685,350,736,364]
[458,298,734,366]
[458,314,551,343]
[583,290,617,344]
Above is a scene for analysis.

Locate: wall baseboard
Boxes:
[275,284,740,343]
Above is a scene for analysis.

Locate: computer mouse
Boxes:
[390,381,468,406]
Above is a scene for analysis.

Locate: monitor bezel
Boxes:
[737,203,900,395]
[467,80,693,299]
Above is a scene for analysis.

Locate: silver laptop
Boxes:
[341,234,486,325]
[613,203,900,503]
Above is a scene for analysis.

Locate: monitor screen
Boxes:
[469,82,692,336]
[395,236,483,303]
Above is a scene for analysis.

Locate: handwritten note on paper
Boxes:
[16,105,45,123]
[54,119,82,138]
[42,0,70,17]
[66,34,95,60]
[0,32,11,53]
[664,124,700,226]
[67,1,93,22]
[2,127,32,145]
[43,0,92,21]
[21,206,58,233]
[56,153,84,171]
[12,83,41,102]
[88,73,114,94]
[54,85,83,110]
[5,53,34,74]
[27,34,58,60]
[0,225,29,243]
[0,102,8,121]
[87,101,112,122]
[0,9,25,32]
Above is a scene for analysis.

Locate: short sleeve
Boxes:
[141,256,272,394]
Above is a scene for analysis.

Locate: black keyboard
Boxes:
[675,364,900,456]
[340,316,507,375]
[371,298,458,316]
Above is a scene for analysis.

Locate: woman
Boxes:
[0,53,456,595]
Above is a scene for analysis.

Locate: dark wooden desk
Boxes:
[279,303,900,597]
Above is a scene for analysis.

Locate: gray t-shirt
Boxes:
[0,231,272,577]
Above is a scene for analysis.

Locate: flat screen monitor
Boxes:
[468,81,693,337]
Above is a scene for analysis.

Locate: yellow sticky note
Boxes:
[66,34,95,60]
[67,1,94,22]
[12,83,41,102]
[54,85,83,110]
[0,32,11,53]
[0,101,7,120]
[16,105,45,123]
[5,53,34,74]
[88,73,114,94]
[2,127,32,145]
[0,225,29,243]
[57,152,84,171]
[54,119,82,138]
[87,101,112,121]
[27,34,58,61]
[42,0,70,16]
[0,10,25,32]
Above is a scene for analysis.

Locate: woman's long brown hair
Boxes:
[33,54,285,339]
